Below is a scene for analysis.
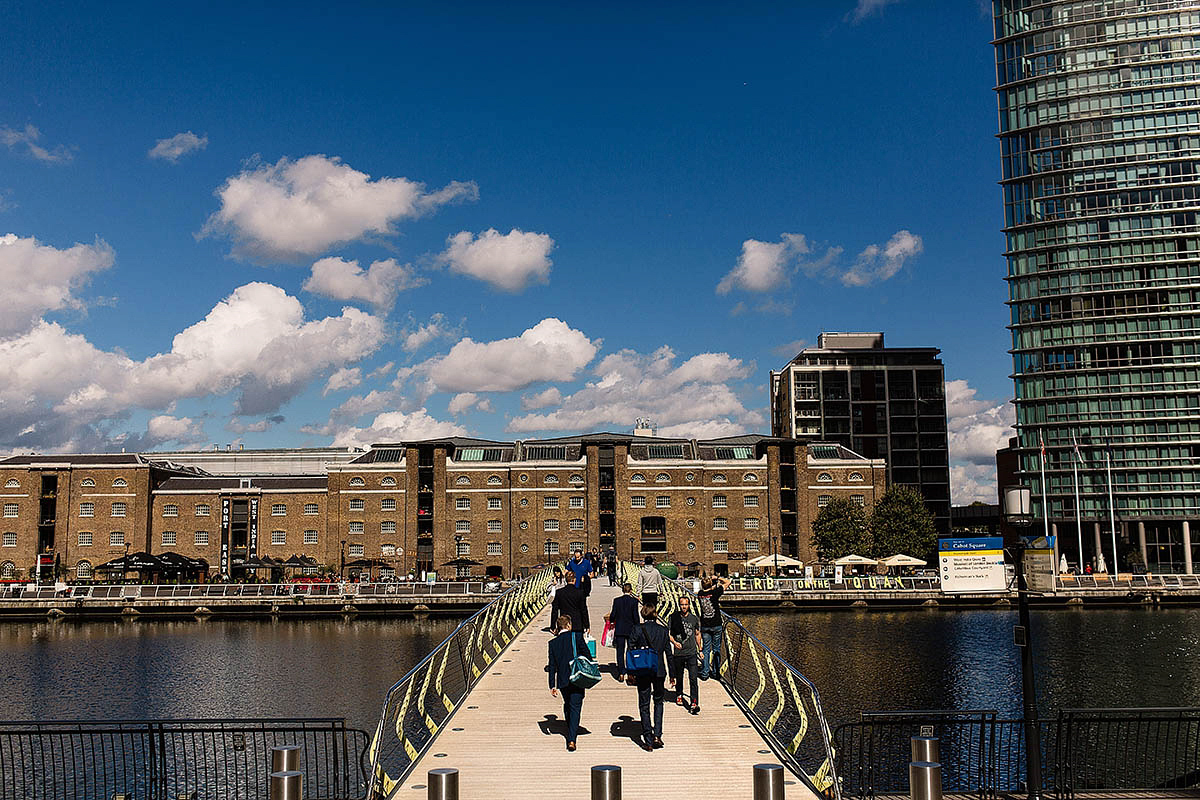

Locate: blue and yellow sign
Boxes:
[938,536,1006,593]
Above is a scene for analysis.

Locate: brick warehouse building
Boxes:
[0,434,883,581]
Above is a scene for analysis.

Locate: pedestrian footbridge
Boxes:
[366,564,838,800]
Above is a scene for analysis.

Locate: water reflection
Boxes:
[736,606,1200,725]
[2,607,1198,734]
[0,615,463,731]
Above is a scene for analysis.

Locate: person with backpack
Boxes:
[697,574,731,680]
[636,556,663,608]
[627,604,672,751]
[548,614,596,751]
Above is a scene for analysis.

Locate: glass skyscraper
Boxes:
[995,1,1200,573]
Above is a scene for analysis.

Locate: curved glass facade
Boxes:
[995,0,1200,572]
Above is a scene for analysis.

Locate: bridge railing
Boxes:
[832,707,1200,799]
[0,581,501,602]
[365,566,557,799]
[639,563,842,799]
[0,717,369,800]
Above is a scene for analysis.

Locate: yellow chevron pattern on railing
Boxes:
[631,562,841,800]
[367,565,558,800]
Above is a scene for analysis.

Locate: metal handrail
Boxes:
[644,563,842,799]
[0,581,502,601]
[365,565,557,799]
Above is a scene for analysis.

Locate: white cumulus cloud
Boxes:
[402,313,456,353]
[508,345,761,435]
[849,0,902,23]
[717,234,808,294]
[440,228,555,291]
[946,378,1016,504]
[521,387,563,410]
[303,256,425,310]
[0,233,114,338]
[448,392,493,415]
[323,367,362,395]
[148,131,208,162]
[0,282,386,452]
[425,318,598,392]
[840,230,923,287]
[202,154,478,262]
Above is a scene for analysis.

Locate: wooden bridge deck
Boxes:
[401,582,817,799]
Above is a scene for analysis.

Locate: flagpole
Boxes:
[1107,446,1119,575]
[1040,433,1050,542]
[1073,433,1084,573]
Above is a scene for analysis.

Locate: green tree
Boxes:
[811,497,870,561]
[868,486,937,560]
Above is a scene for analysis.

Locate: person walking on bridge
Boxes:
[628,604,672,751]
[548,614,589,751]
[668,595,703,714]
[697,574,730,680]
[552,574,590,634]
[607,582,640,681]
[636,556,663,608]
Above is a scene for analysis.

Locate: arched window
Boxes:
[81,478,95,487]
[849,472,864,482]
[75,560,93,580]
[112,478,128,488]
[544,474,559,484]
[630,473,646,483]
[487,475,502,485]
[569,474,584,484]
[381,476,397,487]
[0,561,15,579]
[3,479,17,488]
[455,475,471,486]
[712,473,727,483]
[349,477,366,487]
[817,472,833,483]
[743,472,759,483]
[655,473,670,483]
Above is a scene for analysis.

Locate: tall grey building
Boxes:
[995,1,1200,573]
[770,332,950,533]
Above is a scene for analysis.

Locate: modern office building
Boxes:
[0,434,884,582]
[770,332,950,533]
[995,1,1200,573]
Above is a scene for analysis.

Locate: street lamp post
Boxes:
[771,534,778,576]
[629,536,634,562]
[1003,486,1043,800]
[339,539,346,579]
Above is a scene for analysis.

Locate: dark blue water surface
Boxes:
[2,607,1198,731]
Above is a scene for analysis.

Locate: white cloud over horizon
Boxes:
[439,228,555,291]
[202,154,478,262]
[330,409,468,449]
[946,378,1015,504]
[148,131,208,162]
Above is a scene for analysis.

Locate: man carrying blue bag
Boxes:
[625,604,672,751]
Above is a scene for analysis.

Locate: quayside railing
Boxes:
[642,563,842,800]
[833,707,1200,799]
[0,581,501,602]
[365,565,557,799]
[0,717,369,800]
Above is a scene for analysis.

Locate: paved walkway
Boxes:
[401,581,817,799]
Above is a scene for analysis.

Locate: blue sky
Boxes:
[0,0,1011,502]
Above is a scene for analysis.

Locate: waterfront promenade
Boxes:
[397,581,818,800]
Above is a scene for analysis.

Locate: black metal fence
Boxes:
[834,708,1200,799]
[0,718,370,800]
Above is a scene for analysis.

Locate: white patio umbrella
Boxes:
[833,554,878,566]
[879,554,927,567]
[1097,552,1107,574]
[1059,554,1069,573]
[744,554,803,569]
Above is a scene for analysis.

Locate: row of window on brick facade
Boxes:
[159,502,320,517]
[817,495,866,507]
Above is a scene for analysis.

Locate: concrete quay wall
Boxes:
[722,587,1200,609]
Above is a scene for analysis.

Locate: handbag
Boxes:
[625,624,660,675]
[600,620,614,648]
[569,635,602,689]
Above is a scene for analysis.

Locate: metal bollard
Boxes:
[591,764,622,800]
[909,761,943,800]
[272,744,301,774]
[911,735,940,764]
[753,763,785,800]
[269,770,302,800]
[427,767,459,800]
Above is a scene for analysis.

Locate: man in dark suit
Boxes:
[628,604,672,751]
[607,582,640,681]
[551,579,590,634]
[547,614,589,751]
